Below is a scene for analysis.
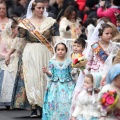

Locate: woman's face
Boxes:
[69,11,76,20]
[33,2,45,18]
[0,3,6,17]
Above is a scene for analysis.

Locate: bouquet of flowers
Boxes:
[100,91,118,111]
[71,53,87,69]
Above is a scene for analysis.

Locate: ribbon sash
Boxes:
[91,42,108,63]
[22,19,54,54]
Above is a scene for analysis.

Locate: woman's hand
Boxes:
[76,27,82,36]
[5,55,10,66]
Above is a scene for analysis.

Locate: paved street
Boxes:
[0,106,41,120]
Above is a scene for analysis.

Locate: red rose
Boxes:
[73,59,79,64]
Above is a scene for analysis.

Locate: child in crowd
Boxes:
[72,73,102,120]
[71,37,86,82]
[98,64,120,120]
[42,42,75,120]
[0,20,19,108]
[116,14,120,32]
[85,23,119,74]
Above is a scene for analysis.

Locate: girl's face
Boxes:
[56,44,67,58]
[73,43,83,54]
[0,3,6,17]
[84,76,93,90]
[101,27,113,42]
[33,2,44,18]
[69,11,76,20]
[114,75,120,88]
[12,26,18,37]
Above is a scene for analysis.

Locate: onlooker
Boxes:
[13,0,30,18]
[0,1,12,39]
[97,0,120,25]
[116,14,120,31]
[59,6,81,39]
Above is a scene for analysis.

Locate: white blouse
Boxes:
[72,90,101,120]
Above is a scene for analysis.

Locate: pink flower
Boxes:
[103,93,109,98]
[106,95,115,105]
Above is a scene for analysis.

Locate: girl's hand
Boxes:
[42,67,48,73]
[71,117,76,120]
[42,67,52,77]
[100,75,106,86]
[5,55,10,66]
[99,117,105,120]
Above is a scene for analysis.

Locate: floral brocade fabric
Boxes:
[42,59,75,120]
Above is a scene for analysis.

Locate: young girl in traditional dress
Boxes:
[85,23,119,74]
[42,42,75,120]
[0,20,19,108]
[71,73,102,120]
[98,64,120,120]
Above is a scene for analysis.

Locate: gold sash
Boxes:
[22,19,54,54]
[91,42,108,63]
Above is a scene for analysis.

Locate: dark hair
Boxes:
[84,18,96,28]
[113,0,120,6]
[31,0,44,11]
[55,43,68,53]
[98,23,112,36]
[116,14,120,21]
[64,6,77,21]
[74,37,86,48]
[86,0,99,8]
[11,18,18,29]
[0,1,6,8]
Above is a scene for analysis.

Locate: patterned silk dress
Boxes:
[42,58,75,120]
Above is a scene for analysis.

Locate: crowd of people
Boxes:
[0,0,120,120]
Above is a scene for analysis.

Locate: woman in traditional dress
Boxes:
[5,0,59,117]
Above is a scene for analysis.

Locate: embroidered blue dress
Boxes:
[42,58,75,120]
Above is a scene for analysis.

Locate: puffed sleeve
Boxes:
[85,48,94,74]
[11,37,27,52]
[51,23,63,44]
[72,94,83,117]
[50,23,60,36]
[47,60,54,79]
